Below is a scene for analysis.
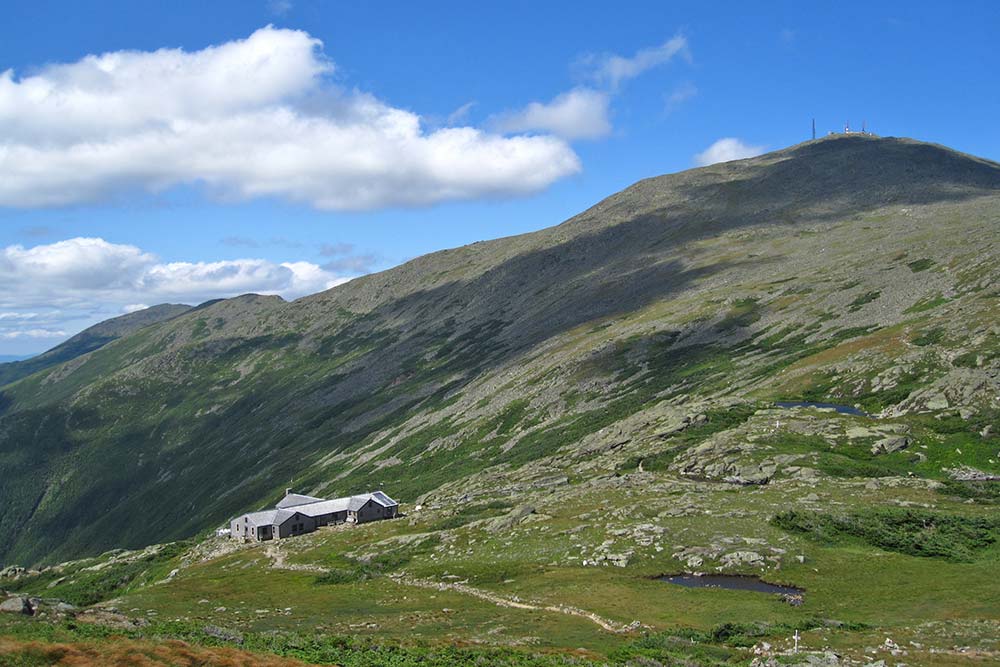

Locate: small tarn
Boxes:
[659,574,804,597]
[775,401,871,417]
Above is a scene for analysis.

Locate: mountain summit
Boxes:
[1,135,998,566]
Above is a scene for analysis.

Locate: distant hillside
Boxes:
[0,304,192,388]
[1,135,997,566]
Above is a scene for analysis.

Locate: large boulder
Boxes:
[52,601,77,614]
[871,435,910,455]
[0,596,32,615]
[725,464,774,485]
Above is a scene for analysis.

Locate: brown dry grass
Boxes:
[795,324,909,369]
[0,636,316,667]
[764,324,910,396]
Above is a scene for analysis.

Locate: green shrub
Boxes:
[771,508,1000,562]
[952,351,981,368]
[848,291,880,311]
[912,327,945,346]
[904,295,948,314]
[937,480,1000,504]
[907,258,935,272]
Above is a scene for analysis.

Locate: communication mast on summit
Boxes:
[823,119,876,137]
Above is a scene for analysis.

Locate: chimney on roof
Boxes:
[285,488,292,496]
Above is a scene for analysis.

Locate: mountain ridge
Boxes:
[1,134,997,566]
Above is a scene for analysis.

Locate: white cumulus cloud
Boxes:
[0,237,354,351]
[492,88,611,140]
[0,237,347,303]
[693,138,766,166]
[0,27,580,210]
[0,237,156,290]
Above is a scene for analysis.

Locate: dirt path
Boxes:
[262,540,635,633]
[389,574,637,634]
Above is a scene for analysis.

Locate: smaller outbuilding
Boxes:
[230,489,399,542]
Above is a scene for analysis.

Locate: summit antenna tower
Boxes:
[812,118,816,140]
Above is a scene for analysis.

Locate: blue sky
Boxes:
[1,0,998,354]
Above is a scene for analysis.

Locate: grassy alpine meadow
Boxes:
[6,462,995,665]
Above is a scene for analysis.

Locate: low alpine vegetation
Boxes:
[771,508,1000,562]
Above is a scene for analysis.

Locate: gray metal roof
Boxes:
[243,508,295,527]
[295,497,350,517]
[276,492,325,509]
[370,491,398,507]
[347,495,370,511]
[294,493,382,516]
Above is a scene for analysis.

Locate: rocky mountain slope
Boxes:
[1,134,997,568]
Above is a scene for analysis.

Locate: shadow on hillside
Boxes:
[672,136,1000,229]
[7,135,1000,565]
[303,216,760,408]
[322,138,1000,393]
